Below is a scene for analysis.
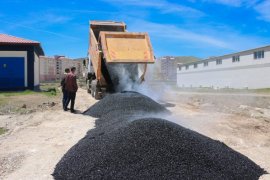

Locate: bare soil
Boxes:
[165,91,270,180]
[0,88,269,179]
[0,88,97,179]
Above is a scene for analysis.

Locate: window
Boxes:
[254,52,257,59]
[254,50,264,59]
[194,64,198,68]
[232,55,240,62]
[204,61,208,67]
[178,66,182,71]
[216,59,222,65]
[185,65,189,70]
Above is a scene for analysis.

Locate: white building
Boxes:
[177,45,270,89]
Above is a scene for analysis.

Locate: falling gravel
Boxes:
[54,92,266,180]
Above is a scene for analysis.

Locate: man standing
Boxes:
[64,67,78,113]
[61,68,70,111]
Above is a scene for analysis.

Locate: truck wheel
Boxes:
[91,80,97,98]
[87,80,91,94]
[90,80,103,100]
[95,87,102,100]
[91,89,95,98]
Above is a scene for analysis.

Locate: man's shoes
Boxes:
[64,107,70,111]
[70,109,75,113]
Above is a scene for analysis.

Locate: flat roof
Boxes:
[179,45,270,66]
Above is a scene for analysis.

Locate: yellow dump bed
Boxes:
[99,32,155,63]
[87,20,155,99]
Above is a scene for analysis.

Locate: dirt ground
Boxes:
[0,88,97,179]
[164,91,270,180]
[0,88,270,179]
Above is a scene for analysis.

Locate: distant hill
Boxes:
[173,56,201,64]
[73,57,86,61]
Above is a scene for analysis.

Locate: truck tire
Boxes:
[87,80,91,94]
[90,80,100,99]
[91,88,96,98]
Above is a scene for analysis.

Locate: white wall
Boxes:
[34,52,40,86]
[177,47,270,89]
[0,51,28,87]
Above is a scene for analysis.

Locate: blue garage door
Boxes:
[0,57,25,89]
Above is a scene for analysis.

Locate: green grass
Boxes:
[0,90,36,97]
[0,90,58,97]
[0,127,8,135]
[40,82,60,90]
[40,83,61,97]
[253,88,270,94]
[0,83,60,98]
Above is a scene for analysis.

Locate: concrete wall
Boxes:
[0,51,28,87]
[40,56,56,82]
[34,52,40,86]
[177,46,270,89]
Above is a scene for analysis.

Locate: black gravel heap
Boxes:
[53,92,266,180]
[84,92,170,118]
[53,119,265,180]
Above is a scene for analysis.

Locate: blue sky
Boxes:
[0,0,270,59]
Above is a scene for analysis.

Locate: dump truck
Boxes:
[86,20,155,99]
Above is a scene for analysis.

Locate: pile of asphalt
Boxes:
[53,92,266,180]
[84,92,170,118]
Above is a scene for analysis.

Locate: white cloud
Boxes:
[42,14,72,24]
[191,0,270,22]
[128,19,230,48]
[23,13,72,25]
[199,0,259,7]
[255,0,270,22]
[0,19,79,40]
[127,19,267,55]
[206,0,243,6]
[215,0,270,22]
[101,0,204,17]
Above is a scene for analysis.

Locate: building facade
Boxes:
[177,45,270,89]
[159,56,200,83]
[40,56,56,82]
[0,34,44,90]
[40,56,85,82]
[160,56,177,82]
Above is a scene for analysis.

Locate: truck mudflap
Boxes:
[99,32,155,63]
